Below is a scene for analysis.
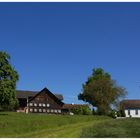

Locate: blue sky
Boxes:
[1,2,140,104]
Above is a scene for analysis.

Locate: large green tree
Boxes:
[0,51,19,110]
[78,68,127,115]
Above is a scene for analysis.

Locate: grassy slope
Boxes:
[0,112,110,138]
[81,118,140,138]
[1,112,140,138]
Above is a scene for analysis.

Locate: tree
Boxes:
[78,68,127,115]
[0,51,19,110]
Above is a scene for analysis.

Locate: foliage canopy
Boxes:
[0,51,19,110]
[78,68,127,115]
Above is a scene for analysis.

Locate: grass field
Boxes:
[0,112,110,138]
[0,112,140,138]
[81,118,140,138]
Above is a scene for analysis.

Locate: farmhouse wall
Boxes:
[125,109,140,118]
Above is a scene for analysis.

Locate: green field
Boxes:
[0,112,109,138]
[81,118,140,138]
[0,112,140,138]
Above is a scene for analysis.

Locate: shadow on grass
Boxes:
[0,112,8,115]
[0,114,8,115]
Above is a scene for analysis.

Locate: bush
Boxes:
[108,110,117,118]
[120,110,125,117]
[116,111,121,117]
[71,105,92,115]
[82,106,92,115]
[0,98,19,111]
[108,109,126,118]
[92,108,97,115]
[71,106,82,115]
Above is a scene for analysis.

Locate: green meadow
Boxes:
[0,112,140,138]
[81,118,140,138]
[0,112,109,138]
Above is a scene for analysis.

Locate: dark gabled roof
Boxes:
[16,90,38,98]
[29,88,64,105]
[121,100,140,109]
[62,104,89,110]
[16,90,63,101]
[54,94,64,101]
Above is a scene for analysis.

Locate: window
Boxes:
[30,108,33,112]
[58,110,61,113]
[51,109,53,113]
[136,109,138,115]
[128,110,130,115]
[47,109,50,113]
[39,103,42,107]
[34,103,37,106]
[54,109,57,113]
[39,109,42,112]
[29,103,33,106]
[43,104,46,107]
[43,109,46,112]
[34,109,37,112]
[47,104,50,107]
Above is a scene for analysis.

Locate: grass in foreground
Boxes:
[81,118,140,138]
[0,112,110,138]
[1,112,140,138]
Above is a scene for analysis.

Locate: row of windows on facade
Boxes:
[29,108,61,113]
[128,109,139,115]
[29,103,50,107]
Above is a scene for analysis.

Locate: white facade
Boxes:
[124,109,140,118]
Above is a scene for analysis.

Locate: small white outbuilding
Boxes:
[121,100,140,118]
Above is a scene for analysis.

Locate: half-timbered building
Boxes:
[16,87,64,114]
